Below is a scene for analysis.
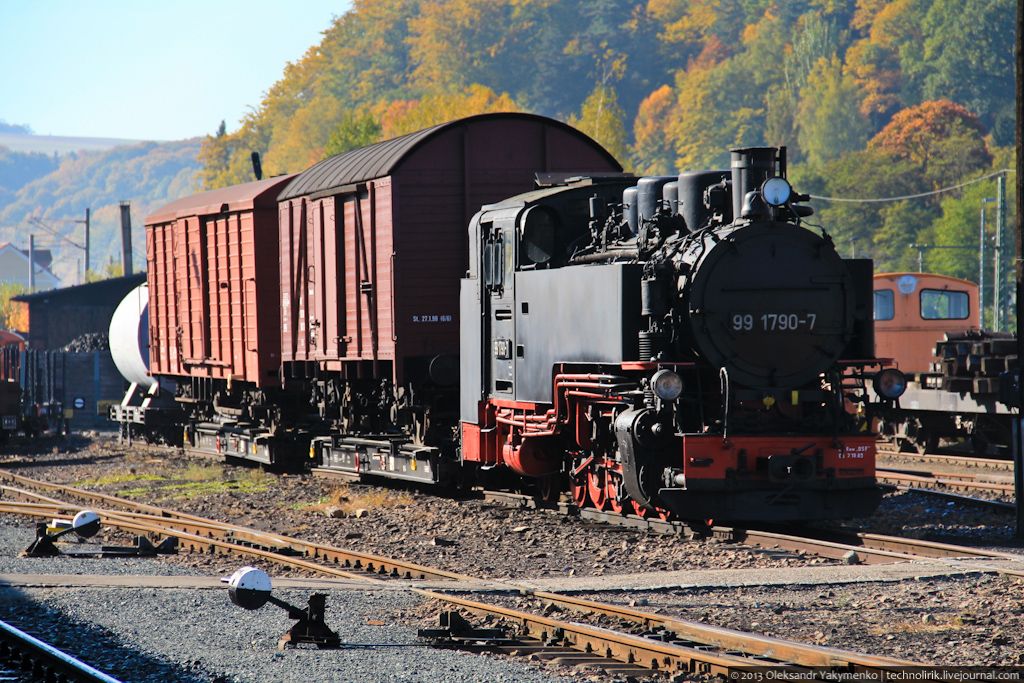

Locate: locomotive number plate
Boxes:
[730,313,817,332]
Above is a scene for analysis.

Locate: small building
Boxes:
[11,273,148,430]
[0,242,60,290]
[12,273,146,350]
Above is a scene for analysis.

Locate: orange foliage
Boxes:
[633,85,675,174]
[869,100,990,181]
[851,0,890,32]
[635,85,674,143]
[871,100,983,156]
[690,35,731,69]
[844,39,901,117]
[656,0,722,45]
[377,85,520,140]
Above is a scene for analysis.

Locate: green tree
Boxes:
[324,110,382,157]
[872,199,935,273]
[568,84,629,167]
[920,0,1015,144]
[927,180,997,281]
[810,147,931,263]
[796,56,872,167]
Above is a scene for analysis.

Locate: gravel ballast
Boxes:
[0,522,578,683]
[3,433,1024,675]
[0,436,842,581]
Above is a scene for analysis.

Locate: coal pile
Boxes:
[63,333,109,352]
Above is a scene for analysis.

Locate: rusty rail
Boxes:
[876,468,1014,494]
[877,448,1015,472]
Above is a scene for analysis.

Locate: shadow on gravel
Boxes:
[0,452,127,469]
[0,586,216,683]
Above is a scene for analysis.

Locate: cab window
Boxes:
[874,289,894,321]
[920,289,969,320]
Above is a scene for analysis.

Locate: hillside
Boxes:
[0,131,146,156]
[198,0,1015,303]
[0,139,201,285]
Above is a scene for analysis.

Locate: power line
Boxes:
[809,169,1015,204]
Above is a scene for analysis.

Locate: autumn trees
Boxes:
[197,0,1015,284]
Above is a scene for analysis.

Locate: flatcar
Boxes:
[112,114,904,522]
[874,272,1016,454]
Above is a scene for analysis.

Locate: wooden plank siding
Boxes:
[145,176,293,388]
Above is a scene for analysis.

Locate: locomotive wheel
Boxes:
[570,474,589,508]
[587,468,608,510]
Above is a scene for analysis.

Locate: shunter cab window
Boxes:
[920,289,969,320]
[873,290,894,321]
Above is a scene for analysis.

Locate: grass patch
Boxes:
[312,484,414,516]
[179,463,223,482]
[157,467,272,499]
[116,487,152,499]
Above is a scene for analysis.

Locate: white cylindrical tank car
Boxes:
[109,284,154,389]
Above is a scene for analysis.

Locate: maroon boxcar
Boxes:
[277,113,621,386]
[146,175,294,389]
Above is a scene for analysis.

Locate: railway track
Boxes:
[0,617,123,683]
[482,489,1024,576]
[874,464,1018,513]
[0,468,921,675]
[876,467,1014,494]
[876,446,1015,472]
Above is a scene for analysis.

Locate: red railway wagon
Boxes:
[276,113,621,386]
[146,176,295,388]
[146,176,298,464]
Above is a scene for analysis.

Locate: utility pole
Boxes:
[983,197,997,327]
[28,210,89,279]
[980,206,987,324]
[83,208,90,276]
[28,234,35,292]
[119,201,133,276]
[1012,0,1023,538]
[996,174,1007,331]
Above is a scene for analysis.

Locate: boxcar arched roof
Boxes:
[278,112,621,201]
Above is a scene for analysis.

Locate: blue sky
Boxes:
[0,1,351,141]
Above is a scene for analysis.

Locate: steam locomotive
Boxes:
[111,114,904,522]
[450,147,902,521]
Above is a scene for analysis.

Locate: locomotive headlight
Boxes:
[651,369,684,401]
[873,368,907,399]
[761,176,792,206]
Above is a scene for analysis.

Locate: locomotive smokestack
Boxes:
[730,148,777,220]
